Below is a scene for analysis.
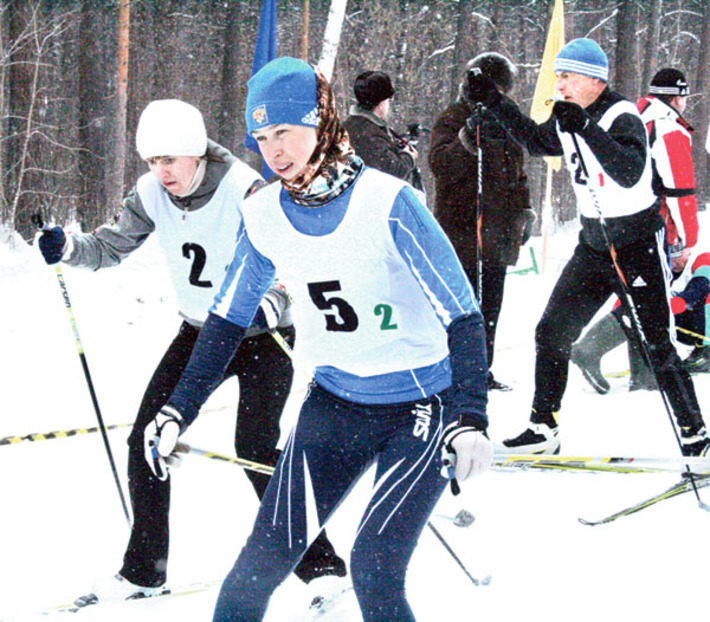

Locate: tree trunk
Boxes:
[693,0,710,208]
[105,0,130,221]
[640,0,662,96]
[450,0,473,102]
[319,0,348,81]
[77,3,109,230]
[6,2,32,234]
[614,0,638,100]
[0,4,8,227]
[220,0,243,155]
[301,0,310,60]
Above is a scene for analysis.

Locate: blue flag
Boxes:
[245,0,277,179]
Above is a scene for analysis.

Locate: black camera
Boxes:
[400,123,430,149]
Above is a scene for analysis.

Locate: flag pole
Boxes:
[529,0,565,274]
[541,163,554,274]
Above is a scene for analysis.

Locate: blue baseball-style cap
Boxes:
[245,57,319,134]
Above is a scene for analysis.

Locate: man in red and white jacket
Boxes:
[637,67,698,274]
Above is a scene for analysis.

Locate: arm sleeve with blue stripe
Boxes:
[209,222,277,326]
[389,187,488,426]
[388,186,480,325]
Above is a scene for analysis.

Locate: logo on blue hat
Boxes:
[301,108,318,126]
[251,105,269,128]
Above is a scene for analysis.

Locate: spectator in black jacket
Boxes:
[343,70,418,185]
[429,52,535,391]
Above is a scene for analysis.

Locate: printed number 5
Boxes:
[307,280,359,332]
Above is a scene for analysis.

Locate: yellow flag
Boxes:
[530,0,565,170]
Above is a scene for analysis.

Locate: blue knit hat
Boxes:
[245,57,318,134]
[554,38,609,82]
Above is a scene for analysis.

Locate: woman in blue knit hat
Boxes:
[144,57,492,621]
[466,38,708,458]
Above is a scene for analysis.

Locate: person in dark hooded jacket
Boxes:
[429,52,535,391]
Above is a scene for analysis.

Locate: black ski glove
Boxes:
[553,100,591,134]
[466,69,501,109]
[38,226,66,265]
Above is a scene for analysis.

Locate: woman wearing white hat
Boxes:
[38,98,345,605]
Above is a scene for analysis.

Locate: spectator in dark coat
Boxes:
[343,70,418,184]
[429,52,535,391]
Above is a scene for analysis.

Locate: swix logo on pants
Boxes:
[412,403,433,441]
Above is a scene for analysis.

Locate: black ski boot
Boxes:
[488,372,512,392]
[294,530,347,584]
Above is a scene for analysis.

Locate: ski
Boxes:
[493,454,710,474]
[188,445,710,476]
[37,579,219,615]
[578,473,710,526]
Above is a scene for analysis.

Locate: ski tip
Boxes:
[577,517,598,527]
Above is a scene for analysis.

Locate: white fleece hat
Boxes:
[136,99,207,160]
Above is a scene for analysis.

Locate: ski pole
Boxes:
[32,215,132,525]
[474,101,484,305]
[568,138,710,512]
[426,521,488,586]
[184,444,276,475]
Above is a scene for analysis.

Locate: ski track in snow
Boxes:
[1,216,709,622]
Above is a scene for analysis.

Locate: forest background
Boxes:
[1,0,709,243]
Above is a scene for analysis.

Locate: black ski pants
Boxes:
[532,230,704,433]
[121,321,294,587]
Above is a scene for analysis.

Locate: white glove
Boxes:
[441,424,493,494]
[144,405,186,481]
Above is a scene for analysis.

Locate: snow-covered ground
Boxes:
[1,213,708,621]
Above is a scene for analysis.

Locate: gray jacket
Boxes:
[65,140,291,331]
